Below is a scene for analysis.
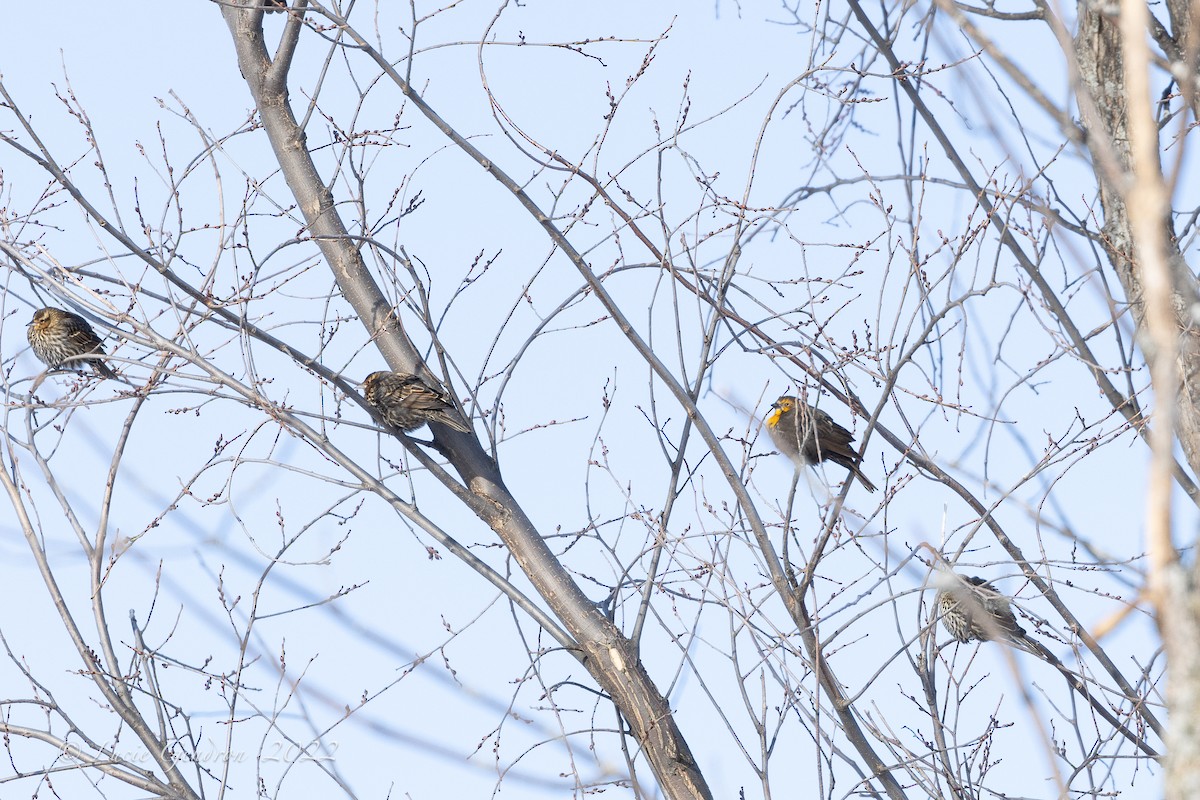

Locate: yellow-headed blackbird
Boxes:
[765,395,875,492]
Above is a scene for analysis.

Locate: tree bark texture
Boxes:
[1073,1,1200,478]
[1074,3,1200,795]
[220,6,712,799]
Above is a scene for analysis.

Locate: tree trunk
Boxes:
[220,5,712,798]
[1074,3,1200,794]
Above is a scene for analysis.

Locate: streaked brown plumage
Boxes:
[932,571,1161,757]
[936,575,1026,645]
[764,395,876,492]
[362,371,470,433]
[27,307,116,379]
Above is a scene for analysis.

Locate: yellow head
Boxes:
[766,396,797,428]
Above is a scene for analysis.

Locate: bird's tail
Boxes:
[434,410,471,434]
[93,359,118,380]
[830,456,877,492]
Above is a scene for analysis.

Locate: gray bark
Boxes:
[1074,1,1200,483]
[1074,3,1200,795]
[220,5,712,798]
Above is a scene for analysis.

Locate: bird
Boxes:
[935,574,1028,646]
[27,307,117,379]
[932,570,1162,758]
[764,395,876,492]
[361,371,471,433]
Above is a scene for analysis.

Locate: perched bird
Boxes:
[936,575,1027,646]
[764,395,876,492]
[362,371,470,433]
[932,570,1161,758]
[27,307,117,379]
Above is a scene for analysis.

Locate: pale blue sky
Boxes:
[0,2,1176,798]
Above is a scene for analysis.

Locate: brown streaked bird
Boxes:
[362,371,470,433]
[764,395,876,492]
[936,574,1028,646]
[931,569,1161,758]
[27,307,117,379]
